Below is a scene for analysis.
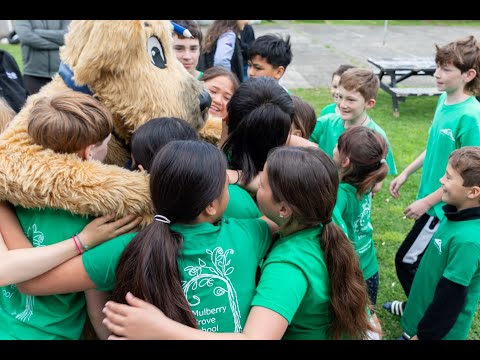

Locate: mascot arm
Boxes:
[0,142,153,221]
[17,255,95,296]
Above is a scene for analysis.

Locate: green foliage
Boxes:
[292,87,480,340]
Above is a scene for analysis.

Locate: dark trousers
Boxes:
[23,75,51,95]
[395,213,440,297]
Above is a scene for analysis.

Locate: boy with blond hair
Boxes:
[309,67,397,176]
[384,36,480,316]
[399,147,480,340]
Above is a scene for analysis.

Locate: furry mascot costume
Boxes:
[0,20,222,223]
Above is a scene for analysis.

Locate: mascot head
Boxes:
[0,20,220,222]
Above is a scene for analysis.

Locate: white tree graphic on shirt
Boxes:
[182,246,242,332]
[15,224,44,322]
[353,200,373,241]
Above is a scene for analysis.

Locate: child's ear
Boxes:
[341,156,350,168]
[279,202,293,220]
[464,68,477,83]
[274,66,285,80]
[467,185,480,200]
[365,98,376,110]
[80,144,95,160]
[291,127,303,137]
[204,202,218,217]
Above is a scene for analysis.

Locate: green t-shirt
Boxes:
[83,218,271,333]
[0,207,91,340]
[401,208,480,339]
[309,113,397,175]
[335,183,378,280]
[332,205,347,234]
[417,93,480,220]
[224,184,261,219]
[320,102,336,116]
[251,225,334,340]
[197,71,204,80]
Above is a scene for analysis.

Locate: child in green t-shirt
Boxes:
[333,126,389,334]
[319,64,355,116]
[385,36,480,316]
[309,67,397,177]
[0,91,142,340]
[11,140,275,335]
[103,146,379,340]
[111,140,274,332]
[399,147,480,340]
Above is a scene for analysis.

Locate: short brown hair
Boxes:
[28,91,113,154]
[172,20,203,47]
[339,68,379,102]
[435,35,480,95]
[332,64,355,80]
[448,146,480,187]
[291,95,316,139]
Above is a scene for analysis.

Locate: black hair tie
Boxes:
[322,218,332,225]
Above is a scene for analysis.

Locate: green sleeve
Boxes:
[444,241,480,287]
[320,103,336,116]
[309,118,324,144]
[250,219,272,262]
[233,218,272,263]
[386,144,397,175]
[251,262,308,323]
[458,116,480,147]
[82,232,137,291]
[332,205,347,234]
[335,187,348,215]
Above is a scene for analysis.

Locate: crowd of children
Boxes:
[0,22,480,341]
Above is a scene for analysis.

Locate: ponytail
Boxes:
[112,221,197,327]
[265,146,375,339]
[355,160,389,197]
[112,140,228,329]
[337,126,389,198]
[320,222,374,339]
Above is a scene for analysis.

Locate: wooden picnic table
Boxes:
[368,57,442,117]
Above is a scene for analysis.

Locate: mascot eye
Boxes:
[147,36,167,69]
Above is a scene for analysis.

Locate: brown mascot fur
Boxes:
[0,20,222,224]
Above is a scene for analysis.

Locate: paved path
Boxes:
[252,22,480,89]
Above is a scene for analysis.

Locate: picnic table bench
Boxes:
[368,57,442,117]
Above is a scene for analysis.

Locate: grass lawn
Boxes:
[292,87,480,340]
[1,42,478,340]
[0,43,22,70]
